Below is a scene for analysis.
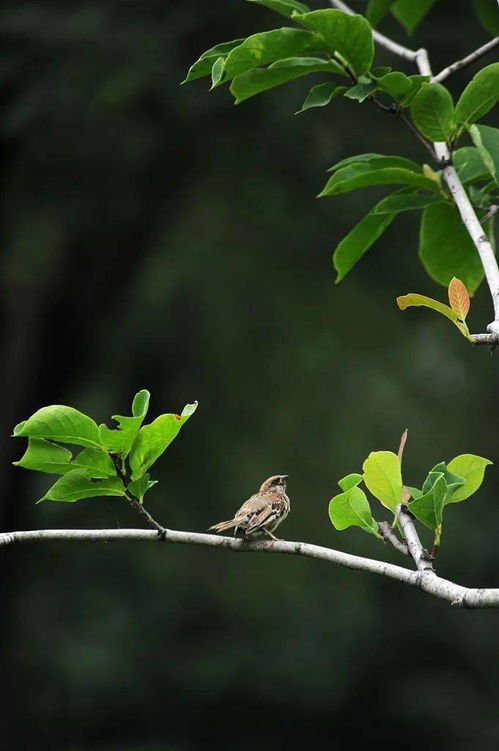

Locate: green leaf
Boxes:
[455,63,499,126]
[446,454,492,503]
[422,462,465,496]
[100,389,152,458]
[338,472,363,492]
[419,202,485,292]
[366,0,398,27]
[328,153,421,173]
[391,0,438,33]
[344,82,378,102]
[411,83,455,142]
[371,66,392,78]
[230,57,344,103]
[211,57,225,88]
[320,165,440,196]
[100,416,144,457]
[296,82,347,112]
[128,473,158,502]
[246,0,310,17]
[454,146,489,184]
[39,470,125,503]
[372,189,440,214]
[408,474,446,530]
[183,39,246,83]
[14,438,73,475]
[362,451,402,512]
[396,292,471,338]
[132,389,151,419]
[14,438,117,479]
[129,402,197,480]
[374,71,412,101]
[396,293,459,324]
[406,486,422,500]
[72,448,117,479]
[13,405,101,449]
[398,75,431,107]
[333,206,396,282]
[295,9,374,76]
[222,28,328,82]
[469,124,499,184]
[472,0,499,37]
[329,487,379,536]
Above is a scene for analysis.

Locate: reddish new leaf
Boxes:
[448,277,470,320]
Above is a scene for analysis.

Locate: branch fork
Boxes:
[329,0,499,341]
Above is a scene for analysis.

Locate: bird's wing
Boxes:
[234,494,272,525]
[235,492,284,532]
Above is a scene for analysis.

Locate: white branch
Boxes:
[434,38,499,83]
[328,0,418,61]
[329,1,499,334]
[397,504,434,572]
[415,51,499,330]
[1,526,499,608]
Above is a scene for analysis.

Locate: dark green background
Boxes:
[1,1,499,749]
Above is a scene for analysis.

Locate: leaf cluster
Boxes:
[185,0,499,317]
[13,391,197,505]
[329,443,491,554]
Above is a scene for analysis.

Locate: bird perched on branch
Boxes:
[209,475,290,540]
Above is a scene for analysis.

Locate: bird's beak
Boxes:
[281,475,289,481]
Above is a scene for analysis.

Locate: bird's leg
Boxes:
[263,529,279,541]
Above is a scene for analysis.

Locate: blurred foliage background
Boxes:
[1,1,499,749]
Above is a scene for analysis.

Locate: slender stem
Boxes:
[111,454,166,536]
[398,111,437,161]
[481,205,499,224]
[1,525,499,607]
[332,52,357,84]
[434,37,499,83]
[378,521,409,556]
[127,496,167,535]
[396,504,434,572]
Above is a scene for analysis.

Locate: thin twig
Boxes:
[398,111,437,161]
[397,428,408,463]
[481,205,499,224]
[111,454,166,536]
[397,504,434,572]
[434,37,499,83]
[127,496,167,536]
[0,525,498,607]
[378,521,409,556]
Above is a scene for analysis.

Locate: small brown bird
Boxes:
[209,475,290,540]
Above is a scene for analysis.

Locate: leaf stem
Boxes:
[111,454,166,537]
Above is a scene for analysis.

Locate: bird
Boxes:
[208,475,290,541]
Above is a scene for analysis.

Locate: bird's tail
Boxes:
[208,519,238,533]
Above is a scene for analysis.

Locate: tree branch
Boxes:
[414,52,499,332]
[328,0,418,61]
[433,38,499,83]
[471,332,499,346]
[1,525,499,608]
[396,504,434,572]
[378,520,409,556]
[329,1,499,336]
